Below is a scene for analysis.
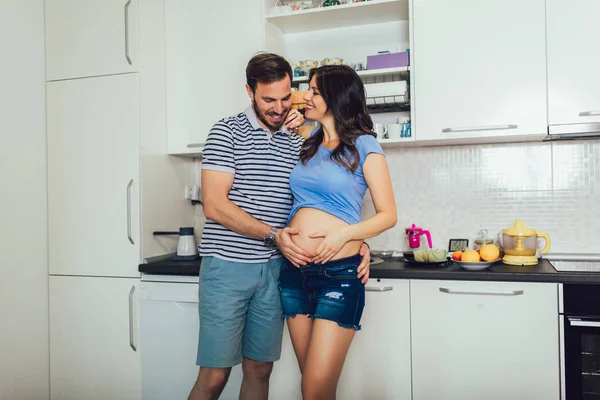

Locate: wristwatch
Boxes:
[264,226,278,248]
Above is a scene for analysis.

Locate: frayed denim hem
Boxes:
[283,312,312,319]
[311,314,361,331]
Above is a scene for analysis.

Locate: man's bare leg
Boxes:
[188,366,232,400]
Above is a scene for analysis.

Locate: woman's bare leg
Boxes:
[286,315,313,373]
[301,319,356,400]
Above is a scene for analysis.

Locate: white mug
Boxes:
[373,123,388,138]
[387,123,402,140]
[298,83,309,91]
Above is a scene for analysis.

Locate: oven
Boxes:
[561,283,600,399]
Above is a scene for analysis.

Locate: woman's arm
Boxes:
[310,153,397,263]
[345,153,397,240]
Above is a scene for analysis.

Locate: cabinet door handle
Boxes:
[579,111,600,117]
[365,286,393,292]
[442,124,518,133]
[568,318,600,328]
[126,179,134,245]
[124,0,132,65]
[129,285,137,351]
[439,287,524,296]
[186,143,205,148]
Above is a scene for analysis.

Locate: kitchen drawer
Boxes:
[410,279,559,400]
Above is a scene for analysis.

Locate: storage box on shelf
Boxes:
[292,66,409,83]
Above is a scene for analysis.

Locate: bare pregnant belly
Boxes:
[288,208,363,261]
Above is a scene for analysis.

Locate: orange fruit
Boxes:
[461,250,481,262]
[480,244,500,262]
[452,251,463,261]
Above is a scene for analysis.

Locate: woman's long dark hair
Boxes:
[299,65,375,173]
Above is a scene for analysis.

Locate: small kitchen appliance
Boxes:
[406,224,432,249]
[500,220,550,266]
[153,227,198,259]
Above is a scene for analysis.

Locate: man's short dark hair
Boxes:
[246,52,293,93]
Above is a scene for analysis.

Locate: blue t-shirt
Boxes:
[288,130,384,225]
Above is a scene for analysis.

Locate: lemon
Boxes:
[480,244,500,262]
[461,250,481,262]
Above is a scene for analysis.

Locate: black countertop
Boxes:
[139,256,600,284]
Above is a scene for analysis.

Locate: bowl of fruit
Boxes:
[451,244,500,271]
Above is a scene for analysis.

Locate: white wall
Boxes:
[0,1,49,399]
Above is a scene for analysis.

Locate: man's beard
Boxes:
[253,99,289,132]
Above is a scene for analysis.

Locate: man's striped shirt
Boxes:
[199,107,304,263]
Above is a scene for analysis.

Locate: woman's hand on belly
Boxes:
[309,227,353,264]
[275,227,313,268]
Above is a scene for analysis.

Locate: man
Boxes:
[188,52,370,400]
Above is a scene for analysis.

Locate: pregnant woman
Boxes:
[279,65,397,399]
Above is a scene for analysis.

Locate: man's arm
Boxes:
[201,169,270,240]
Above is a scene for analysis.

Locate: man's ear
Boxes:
[245,84,254,101]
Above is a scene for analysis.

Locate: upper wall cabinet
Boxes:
[46,0,139,81]
[547,0,600,127]
[413,0,547,143]
[165,0,264,155]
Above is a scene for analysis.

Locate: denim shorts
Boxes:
[279,254,365,330]
[197,256,285,367]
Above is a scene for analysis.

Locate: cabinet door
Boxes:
[165,0,263,154]
[47,74,140,277]
[547,0,600,125]
[46,0,138,81]
[413,0,547,142]
[49,276,141,400]
[411,280,559,400]
[337,279,412,400]
[138,281,243,400]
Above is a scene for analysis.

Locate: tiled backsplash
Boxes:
[195,139,600,255]
[364,140,600,255]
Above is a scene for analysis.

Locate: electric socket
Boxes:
[191,185,200,201]
[184,185,194,200]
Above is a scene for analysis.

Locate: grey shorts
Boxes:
[196,256,285,367]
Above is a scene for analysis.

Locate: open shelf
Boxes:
[367,97,410,113]
[378,136,415,146]
[293,66,409,82]
[266,0,409,34]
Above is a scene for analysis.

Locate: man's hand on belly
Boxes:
[275,227,313,268]
[356,243,371,284]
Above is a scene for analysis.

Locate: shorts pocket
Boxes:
[323,265,358,280]
[199,257,218,281]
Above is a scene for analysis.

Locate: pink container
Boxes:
[367,52,409,70]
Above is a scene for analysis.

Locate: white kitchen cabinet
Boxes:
[46,0,138,81]
[411,279,559,400]
[49,276,141,400]
[413,0,547,143]
[139,279,244,400]
[547,0,600,126]
[165,0,263,155]
[270,279,412,400]
[47,73,140,277]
